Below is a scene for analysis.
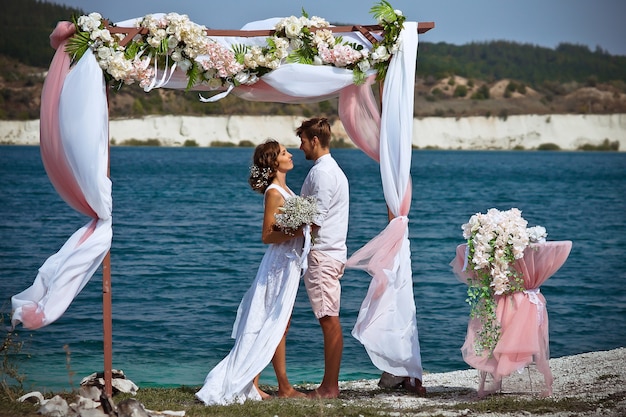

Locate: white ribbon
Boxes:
[462,244,470,272]
[199,85,235,102]
[523,288,544,325]
[144,54,178,92]
[286,224,311,276]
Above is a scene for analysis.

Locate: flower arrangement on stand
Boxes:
[461,208,548,355]
[64,1,406,91]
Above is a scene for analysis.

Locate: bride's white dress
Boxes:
[196,184,304,405]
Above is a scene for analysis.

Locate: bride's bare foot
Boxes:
[278,387,306,398]
[256,386,271,400]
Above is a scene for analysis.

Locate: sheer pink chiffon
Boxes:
[11,22,112,330]
[39,22,95,217]
[452,241,572,396]
[338,75,381,161]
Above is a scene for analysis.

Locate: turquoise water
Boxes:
[1,146,625,392]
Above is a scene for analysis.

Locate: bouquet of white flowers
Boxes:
[275,195,319,235]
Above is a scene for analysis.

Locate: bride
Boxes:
[196,140,309,405]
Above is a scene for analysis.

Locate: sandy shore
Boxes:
[322,347,626,416]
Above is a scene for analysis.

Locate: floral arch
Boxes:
[11,1,433,394]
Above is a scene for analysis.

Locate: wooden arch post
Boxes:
[99,19,434,397]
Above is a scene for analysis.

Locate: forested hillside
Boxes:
[1,0,625,120]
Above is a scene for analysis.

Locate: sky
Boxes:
[51,0,626,56]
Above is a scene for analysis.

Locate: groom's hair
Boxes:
[296,117,331,148]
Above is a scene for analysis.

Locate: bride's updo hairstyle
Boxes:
[249,139,280,194]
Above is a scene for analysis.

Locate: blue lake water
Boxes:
[1,146,625,392]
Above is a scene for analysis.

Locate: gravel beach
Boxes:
[320,347,626,417]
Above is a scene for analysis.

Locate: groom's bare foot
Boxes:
[402,377,426,396]
[307,386,339,399]
[278,387,306,398]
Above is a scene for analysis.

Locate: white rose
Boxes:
[99,29,113,43]
[177,59,192,72]
[313,56,323,66]
[234,72,250,84]
[97,46,112,60]
[171,50,182,62]
[284,21,302,38]
[90,29,103,41]
[371,45,390,62]
[147,37,161,48]
[357,59,370,72]
[527,226,547,243]
[167,36,179,49]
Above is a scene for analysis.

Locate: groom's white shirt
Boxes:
[301,153,349,263]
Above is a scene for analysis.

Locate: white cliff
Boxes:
[1,114,625,151]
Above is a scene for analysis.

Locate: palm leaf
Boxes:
[232,44,249,65]
[64,30,91,62]
[370,0,396,23]
[286,50,313,65]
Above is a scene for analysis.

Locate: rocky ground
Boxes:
[11,348,625,416]
[324,347,626,417]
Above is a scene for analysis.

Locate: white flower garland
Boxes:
[65,1,405,91]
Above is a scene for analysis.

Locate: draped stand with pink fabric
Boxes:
[12,10,432,395]
[451,241,572,396]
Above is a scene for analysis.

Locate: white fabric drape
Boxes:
[12,47,112,329]
[346,22,423,379]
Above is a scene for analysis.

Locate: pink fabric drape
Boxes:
[452,241,572,396]
[338,75,381,161]
[39,22,95,217]
[11,22,112,330]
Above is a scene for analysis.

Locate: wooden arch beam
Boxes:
[107,21,435,47]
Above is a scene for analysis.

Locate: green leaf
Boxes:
[286,51,313,65]
[65,30,91,63]
[232,44,249,65]
[160,37,169,55]
[370,0,395,22]
[186,62,200,90]
[352,68,366,85]
[124,41,141,60]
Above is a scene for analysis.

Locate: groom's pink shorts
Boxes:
[303,250,345,319]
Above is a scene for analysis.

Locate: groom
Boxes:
[297,117,349,399]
